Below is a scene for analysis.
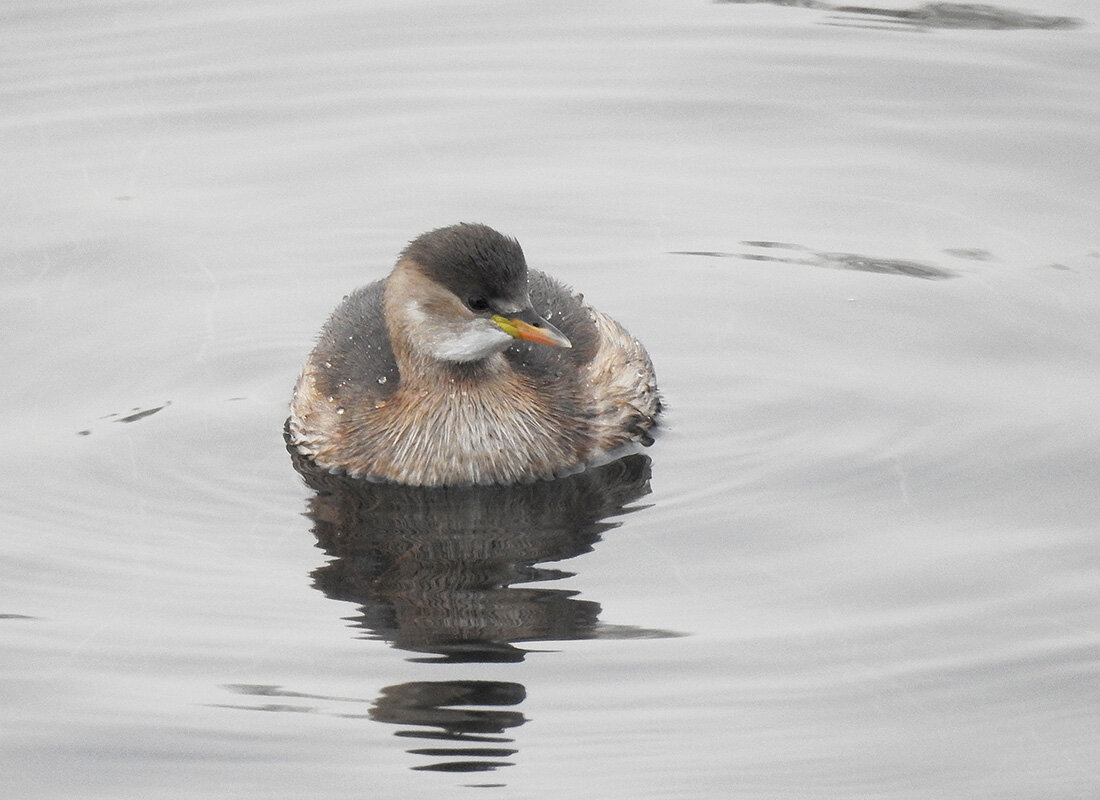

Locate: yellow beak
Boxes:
[492,314,572,348]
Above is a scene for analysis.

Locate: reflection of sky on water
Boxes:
[717,1,1081,31]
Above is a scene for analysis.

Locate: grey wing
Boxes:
[312,279,400,405]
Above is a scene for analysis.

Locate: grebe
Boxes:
[288,223,660,486]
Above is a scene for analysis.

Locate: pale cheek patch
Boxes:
[407,301,512,363]
[433,323,513,362]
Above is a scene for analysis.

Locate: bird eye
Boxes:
[467,296,490,312]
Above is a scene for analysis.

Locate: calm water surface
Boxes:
[3,1,1099,797]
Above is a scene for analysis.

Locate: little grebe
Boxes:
[288,223,660,486]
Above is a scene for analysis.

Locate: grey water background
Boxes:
[3,1,1099,797]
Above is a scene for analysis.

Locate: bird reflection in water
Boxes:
[374,681,524,773]
[290,448,672,775]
